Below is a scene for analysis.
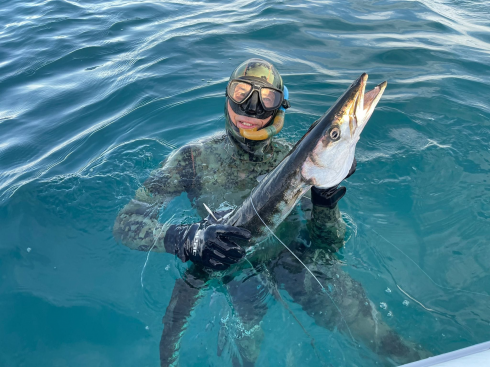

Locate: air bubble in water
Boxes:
[385,287,391,293]
[380,302,387,310]
[27,248,31,253]
[387,311,393,317]
[165,265,170,271]
[403,300,409,306]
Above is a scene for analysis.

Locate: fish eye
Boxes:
[330,127,341,141]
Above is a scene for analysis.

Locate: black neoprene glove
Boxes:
[311,158,357,209]
[164,211,251,271]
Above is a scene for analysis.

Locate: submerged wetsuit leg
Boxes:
[220,268,272,367]
[272,249,431,366]
[160,267,208,366]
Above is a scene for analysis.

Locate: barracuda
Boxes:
[226,73,387,240]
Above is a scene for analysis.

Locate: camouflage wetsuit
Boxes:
[114,130,429,366]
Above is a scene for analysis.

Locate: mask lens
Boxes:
[228,81,252,103]
[260,88,282,109]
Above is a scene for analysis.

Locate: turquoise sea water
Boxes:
[1,0,490,366]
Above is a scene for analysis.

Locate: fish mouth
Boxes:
[349,73,387,135]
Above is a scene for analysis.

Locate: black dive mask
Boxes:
[226,77,284,120]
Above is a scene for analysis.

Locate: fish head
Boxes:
[300,73,387,188]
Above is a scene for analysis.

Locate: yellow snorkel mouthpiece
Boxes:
[239,110,285,141]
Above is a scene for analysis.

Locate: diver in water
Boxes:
[114,59,429,366]
[113,58,348,267]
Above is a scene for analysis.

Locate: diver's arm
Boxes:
[306,195,346,252]
[113,187,176,252]
[113,145,250,268]
[113,146,194,253]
